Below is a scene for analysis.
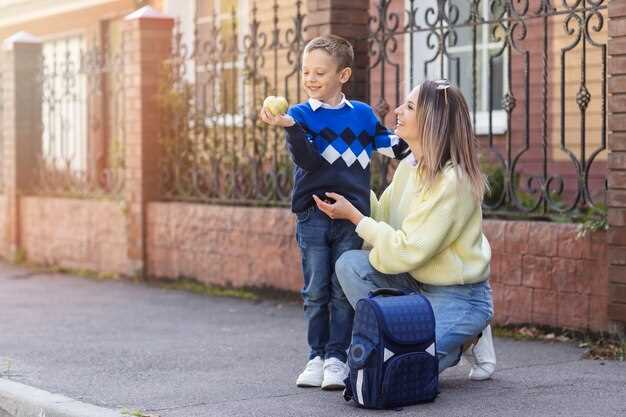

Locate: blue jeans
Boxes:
[335,250,493,373]
[295,206,363,362]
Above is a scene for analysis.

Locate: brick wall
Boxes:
[145,202,609,332]
[146,203,302,291]
[485,221,608,332]
[20,197,129,274]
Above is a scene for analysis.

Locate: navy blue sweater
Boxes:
[285,100,409,215]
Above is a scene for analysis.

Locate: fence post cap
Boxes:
[2,31,41,50]
[125,5,173,20]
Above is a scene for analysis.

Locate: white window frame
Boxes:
[405,0,508,135]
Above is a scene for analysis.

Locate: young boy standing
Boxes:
[261,35,408,390]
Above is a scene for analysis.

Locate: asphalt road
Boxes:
[0,262,625,417]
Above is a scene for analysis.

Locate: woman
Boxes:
[312,79,496,377]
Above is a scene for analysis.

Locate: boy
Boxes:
[260,35,408,390]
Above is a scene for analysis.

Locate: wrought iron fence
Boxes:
[35,34,126,198]
[160,1,305,206]
[159,0,608,217]
[367,0,608,218]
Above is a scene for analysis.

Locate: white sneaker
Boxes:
[296,356,324,387]
[464,325,496,381]
[321,357,348,390]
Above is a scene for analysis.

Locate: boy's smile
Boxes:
[302,49,351,105]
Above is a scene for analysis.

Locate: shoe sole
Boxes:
[321,383,345,391]
[297,383,322,388]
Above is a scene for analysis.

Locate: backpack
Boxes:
[343,288,438,409]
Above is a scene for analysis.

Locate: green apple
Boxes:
[263,95,289,116]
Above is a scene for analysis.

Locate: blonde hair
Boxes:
[415,80,489,201]
[304,35,354,70]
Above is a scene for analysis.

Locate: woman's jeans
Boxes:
[335,250,493,373]
[296,206,364,362]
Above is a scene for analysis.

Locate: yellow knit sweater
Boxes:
[355,159,491,286]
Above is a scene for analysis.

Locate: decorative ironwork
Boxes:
[365,0,608,218]
[35,34,126,198]
[159,0,607,217]
[159,0,305,206]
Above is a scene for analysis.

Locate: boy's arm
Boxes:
[373,121,411,160]
[284,113,322,172]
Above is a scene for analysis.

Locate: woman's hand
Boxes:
[313,192,365,225]
[259,107,295,127]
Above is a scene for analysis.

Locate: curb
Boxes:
[0,379,123,417]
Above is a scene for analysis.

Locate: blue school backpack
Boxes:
[343,288,438,409]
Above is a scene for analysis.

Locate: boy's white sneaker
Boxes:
[464,324,496,381]
[321,357,348,390]
[296,356,324,387]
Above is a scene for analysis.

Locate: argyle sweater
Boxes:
[285,100,409,215]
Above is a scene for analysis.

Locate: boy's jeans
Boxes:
[335,249,493,373]
[295,206,363,363]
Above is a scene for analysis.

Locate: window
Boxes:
[407,0,507,134]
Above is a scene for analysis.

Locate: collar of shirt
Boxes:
[308,94,354,111]
[405,153,418,167]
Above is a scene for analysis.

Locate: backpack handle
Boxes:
[368,288,407,298]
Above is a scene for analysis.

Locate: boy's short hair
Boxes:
[304,35,354,70]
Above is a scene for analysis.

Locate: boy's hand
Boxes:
[260,107,295,127]
[313,192,365,225]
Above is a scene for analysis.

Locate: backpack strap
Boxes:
[368,288,408,298]
[343,377,353,402]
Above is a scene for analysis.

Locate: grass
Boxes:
[494,324,625,361]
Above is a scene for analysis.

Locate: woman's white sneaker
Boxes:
[465,324,496,380]
[321,357,348,390]
[296,356,324,387]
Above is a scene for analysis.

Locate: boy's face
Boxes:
[302,49,351,102]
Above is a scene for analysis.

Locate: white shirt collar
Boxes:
[308,93,354,111]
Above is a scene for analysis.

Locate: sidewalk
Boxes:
[0,262,624,417]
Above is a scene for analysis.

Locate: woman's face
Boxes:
[394,86,422,159]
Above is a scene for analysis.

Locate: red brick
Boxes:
[607,226,626,245]
[608,302,626,322]
[558,293,590,330]
[609,37,626,56]
[490,251,503,283]
[528,222,558,256]
[586,259,610,296]
[609,171,626,190]
[501,253,522,285]
[609,283,626,305]
[222,256,252,287]
[532,289,558,327]
[608,74,626,94]
[610,17,626,37]
[522,255,553,289]
[607,190,626,207]
[609,132,626,151]
[557,226,588,259]
[609,1,626,18]
[495,285,533,325]
[504,221,530,255]
[609,208,626,226]
[609,114,626,131]
[589,295,609,332]
[553,258,587,294]
[483,220,506,251]
[608,245,626,265]
[609,265,626,284]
